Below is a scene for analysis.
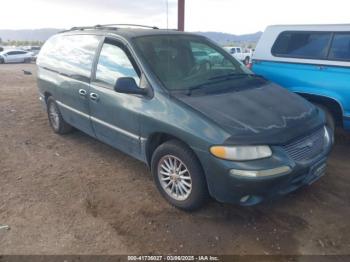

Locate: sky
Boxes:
[1,0,349,34]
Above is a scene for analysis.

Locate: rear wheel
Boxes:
[0,57,4,64]
[24,58,31,63]
[47,97,73,134]
[151,140,209,211]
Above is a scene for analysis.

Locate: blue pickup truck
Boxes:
[252,24,350,132]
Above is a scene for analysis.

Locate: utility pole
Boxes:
[178,0,185,31]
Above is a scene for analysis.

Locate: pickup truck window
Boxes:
[329,33,350,61]
[272,31,332,59]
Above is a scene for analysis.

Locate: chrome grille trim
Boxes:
[282,128,325,162]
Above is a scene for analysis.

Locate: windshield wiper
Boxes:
[208,73,254,81]
[185,82,213,96]
[185,74,263,96]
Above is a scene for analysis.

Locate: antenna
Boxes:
[166,0,169,30]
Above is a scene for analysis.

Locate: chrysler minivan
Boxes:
[36,25,333,210]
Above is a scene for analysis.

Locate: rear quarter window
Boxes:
[38,34,101,80]
[271,31,332,59]
[328,33,350,61]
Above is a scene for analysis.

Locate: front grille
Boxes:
[282,128,325,162]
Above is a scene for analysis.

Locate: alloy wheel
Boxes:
[157,155,192,201]
[48,103,60,130]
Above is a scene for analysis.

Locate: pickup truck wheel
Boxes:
[151,140,208,211]
[47,97,73,134]
[314,103,335,130]
[314,103,335,138]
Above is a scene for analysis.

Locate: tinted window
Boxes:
[7,51,21,55]
[134,35,248,91]
[38,34,100,80]
[329,33,350,61]
[272,31,332,59]
[95,42,140,88]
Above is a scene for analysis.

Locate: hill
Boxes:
[0,29,62,42]
[195,31,262,45]
[0,28,262,45]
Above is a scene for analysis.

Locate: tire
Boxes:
[151,140,209,211]
[24,58,31,63]
[0,58,4,64]
[46,97,73,134]
[314,103,335,138]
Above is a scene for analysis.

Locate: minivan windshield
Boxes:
[133,35,252,91]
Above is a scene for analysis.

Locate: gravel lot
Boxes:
[0,63,349,255]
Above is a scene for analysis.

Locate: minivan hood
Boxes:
[176,82,324,145]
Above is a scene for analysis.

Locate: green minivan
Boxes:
[37,25,333,210]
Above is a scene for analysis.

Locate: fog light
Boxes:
[230,166,291,178]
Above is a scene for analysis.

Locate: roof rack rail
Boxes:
[94,24,159,29]
[60,24,159,33]
[59,26,97,33]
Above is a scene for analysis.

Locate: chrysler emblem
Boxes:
[298,140,314,149]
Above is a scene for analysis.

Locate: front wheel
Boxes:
[151,140,209,211]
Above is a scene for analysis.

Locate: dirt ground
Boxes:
[0,63,349,255]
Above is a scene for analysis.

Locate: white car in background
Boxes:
[224,46,252,65]
[0,49,33,64]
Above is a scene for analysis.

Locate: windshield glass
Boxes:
[133,35,251,91]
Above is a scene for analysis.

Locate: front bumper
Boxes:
[38,93,47,110]
[194,129,333,206]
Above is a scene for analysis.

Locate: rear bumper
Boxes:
[194,130,333,206]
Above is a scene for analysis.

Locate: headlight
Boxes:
[210,145,272,161]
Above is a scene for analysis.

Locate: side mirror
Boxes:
[114,77,147,95]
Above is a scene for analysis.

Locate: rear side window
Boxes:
[38,34,101,80]
[329,33,350,61]
[272,31,332,59]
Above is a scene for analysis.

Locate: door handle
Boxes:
[90,93,99,101]
[78,89,87,96]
